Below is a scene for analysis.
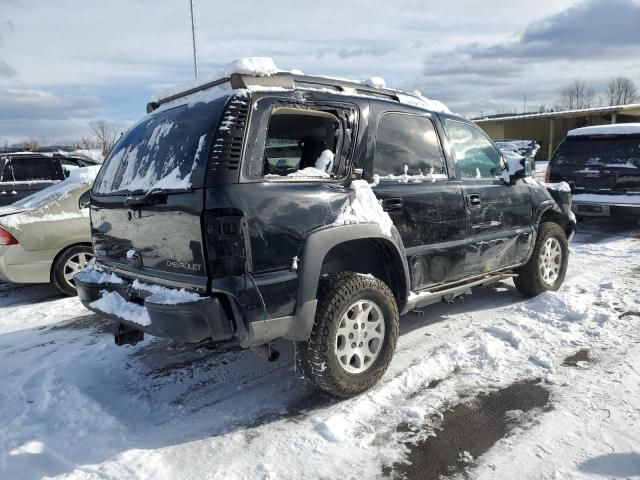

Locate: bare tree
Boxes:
[90,120,120,156]
[77,135,102,150]
[556,79,595,110]
[605,77,639,106]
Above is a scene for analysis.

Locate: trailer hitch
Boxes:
[115,323,144,346]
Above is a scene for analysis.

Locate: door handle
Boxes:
[381,198,404,213]
[466,194,482,206]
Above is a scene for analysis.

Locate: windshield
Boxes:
[94,96,227,195]
[553,135,640,168]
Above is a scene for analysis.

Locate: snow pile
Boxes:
[131,280,201,305]
[266,149,335,179]
[286,167,331,179]
[333,179,394,236]
[74,264,124,285]
[0,223,639,479]
[90,291,151,327]
[408,90,453,114]
[568,122,640,137]
[314,149,334,173]
[363,76,386,89]
[222,57,279,77]
[67,149,105,162]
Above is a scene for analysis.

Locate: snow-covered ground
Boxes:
[0,220,639,480]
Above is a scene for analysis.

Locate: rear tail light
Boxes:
[544,164,551,183]
[0,227,18,245]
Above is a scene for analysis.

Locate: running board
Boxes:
[402,273,516,314]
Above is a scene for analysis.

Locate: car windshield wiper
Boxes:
[124,187,192,206]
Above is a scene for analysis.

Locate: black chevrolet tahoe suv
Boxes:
[76,69,575,397]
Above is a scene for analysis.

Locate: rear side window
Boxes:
[447,120,503,179]
[263,109,339,178]
[374,113,445,177]
[553,135,640,167]
[8,158,61,181]
[94,97,227,194]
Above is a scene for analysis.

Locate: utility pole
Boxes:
[523,94,527,114]
[189,0,199,79]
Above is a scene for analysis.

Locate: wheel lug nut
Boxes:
[364,332,368,338]
[361,323,365,329]
[349,333,354,339]
[353,324,358,329]
[351,342,356,348]
[359,342,363,347]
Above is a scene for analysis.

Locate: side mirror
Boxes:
[504,155,535,181]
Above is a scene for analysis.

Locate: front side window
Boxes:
[263,108,340,178]
[447,120,504,179]
[9,158,61,181]
[374,113,445,178]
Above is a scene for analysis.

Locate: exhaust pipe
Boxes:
[252,344,280,362]
[114,324,144,346]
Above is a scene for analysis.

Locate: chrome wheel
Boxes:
[63,252,94,289]
[539,237,562,287]
[335,299,385,374]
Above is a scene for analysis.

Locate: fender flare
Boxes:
[289,223,410,341]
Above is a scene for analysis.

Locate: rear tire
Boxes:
[514,222,568,297]
[52,245,94,296]
[297,272,399,398]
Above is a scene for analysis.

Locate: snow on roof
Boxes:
[363,76,386,89]
[568,123,640,137]
[151,57,452,115]
[222,57,279,77]
[150,57,283,103]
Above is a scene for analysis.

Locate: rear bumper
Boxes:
[75,276,234,344]
[75,266,318,347]
[572,199,640,218]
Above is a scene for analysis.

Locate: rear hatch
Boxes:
[90,94,231,290]
[549,133,640,194]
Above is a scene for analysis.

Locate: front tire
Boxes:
[514,222,568,297]
[52,245,94,296]
[297,272,399,398]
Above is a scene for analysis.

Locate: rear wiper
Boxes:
[124,187,192,206]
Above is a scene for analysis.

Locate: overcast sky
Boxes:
[1,0,639,144]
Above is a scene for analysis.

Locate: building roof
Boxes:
[568,123,640,137]
[475,103,640,123]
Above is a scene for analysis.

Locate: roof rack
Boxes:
[147,72,423,112]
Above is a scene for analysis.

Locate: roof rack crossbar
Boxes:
[148,71,427,112]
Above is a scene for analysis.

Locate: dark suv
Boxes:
[0,152,99,207]
[76,70,575,397]
[546,124,640,219]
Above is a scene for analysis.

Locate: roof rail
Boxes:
[147,72,424,112]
